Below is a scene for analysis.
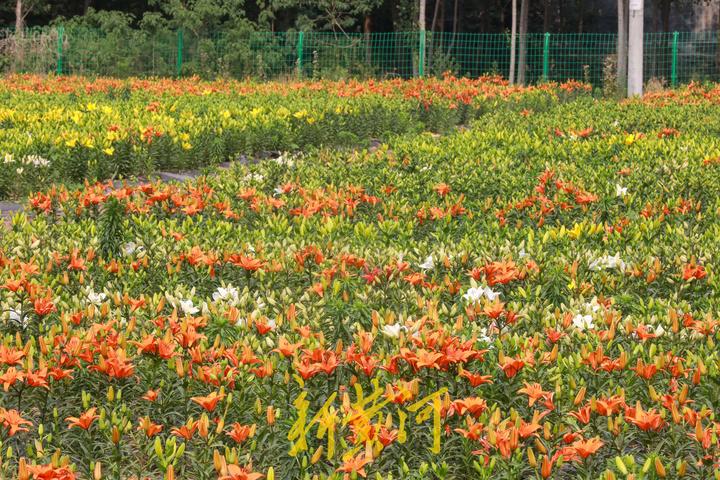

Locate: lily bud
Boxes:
[654,457,666,478]
[527,447,536,467]
[18,458,29,480]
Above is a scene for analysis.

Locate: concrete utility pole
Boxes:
[627,0,644,96]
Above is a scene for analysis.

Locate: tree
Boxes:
[265,0,381,32]
[517,0,529,84]
[426,0,440,72]
[543,0,552,32]
[617,0,628,94]
[13,0,50,31]
[10,0,50,70]
[149,0,247,35]
[449,0,458,48]
[509,0,517,83]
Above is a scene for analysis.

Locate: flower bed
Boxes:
[1,81,720,479]
[0,75,589,199]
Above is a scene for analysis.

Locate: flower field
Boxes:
[0,75,588,199]
[2,78,720,479]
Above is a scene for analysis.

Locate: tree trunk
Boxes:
[617,0,628,94]
[364,15,372,65]
[15,0,24,72]
[453,0,459,34]
[716,2,720,75]
[430,0,440,31]
[518,0,529,85]
[661,0,671,32]
[449,0,459,50]
[651,0,659,79]
[577,0,584,33]
[510,0,517,83]
[543,0,551,32]
[84,0,92,14]
[418,0,426,77]
[427,0,441,72]
[15,0,23,32]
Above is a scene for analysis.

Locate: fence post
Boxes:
[56,26,64,75]
[671,31,678,87]
[297,31,304,77]
[542,32,550,81]
[418,30,426,77]
[176,29,183,77]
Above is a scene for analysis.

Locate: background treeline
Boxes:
[0,0,718,84]
[2,0,718,36]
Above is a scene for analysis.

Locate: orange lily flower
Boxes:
[682,263,706,281]
[595,394,625,416]
[433,183,451,197]
[0,367,24,391]
[625,402,665,432]
[227,254,264,272]
[569,436,604,459]
[226,423,256,443]
[451,397,488,418]
[191,391,225,412]
[454,417,484,440]
[142,389,159,402]
[569,405,592,424]
[219,464,264,480]
[66,407,99,430]
[459,369,493,387]
[0,345,25,365]
[171,422,197,440]
[517,382,551,407]
[0,408,32,436]
[272,337,301,357]
[498,356,525,378]
[26,464,76,480]
[137,417,163,437]
[33,297,56,316]
[336,454,372,478]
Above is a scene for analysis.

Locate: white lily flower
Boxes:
[463,287,485,303]
[419,255,434,270]
[653,324,666,337]
[212,285,239,305]
[180,299,199,315]
[382,323,405,338]
[483,287,501,301]
[615,184,628,197]
[589,253,626,272]
[8,307,23,326]
[573,314,595,331]
[478,327,494,344]
[463,286,501,304]
[123,242,144,256]
[87,289,107,305]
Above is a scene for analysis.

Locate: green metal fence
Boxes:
[2,26,720,87]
